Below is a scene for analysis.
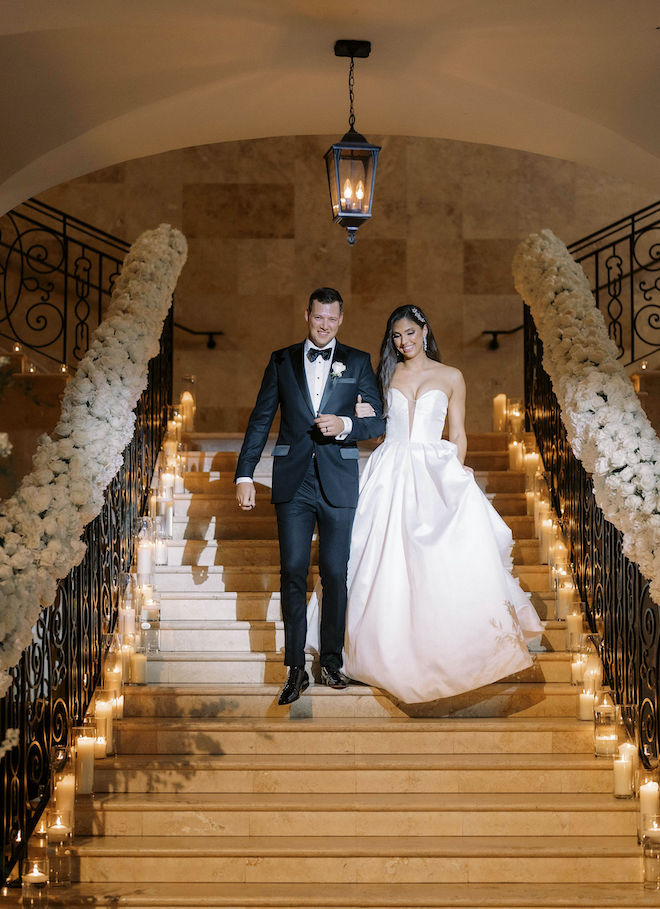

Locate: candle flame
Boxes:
[342,179,353,200]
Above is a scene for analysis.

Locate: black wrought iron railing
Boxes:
[0,198,221,367]
[568,200,660,368]
[524,306,659,766]
[0,307,173,880]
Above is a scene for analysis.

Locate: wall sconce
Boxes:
[324,39,380,246]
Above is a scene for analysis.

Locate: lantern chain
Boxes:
[348,56,355,130]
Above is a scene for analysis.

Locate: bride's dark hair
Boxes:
[377,305,441,400]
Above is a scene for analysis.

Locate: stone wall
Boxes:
[37,136,656,432]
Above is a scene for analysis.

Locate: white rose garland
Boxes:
[513,229,660,603]
[0,224,187,697]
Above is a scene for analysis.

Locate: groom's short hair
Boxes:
[308,287,343,313]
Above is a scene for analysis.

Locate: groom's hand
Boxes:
[236,481,256,510]
[355,394,376,418]
[314,413,344,437]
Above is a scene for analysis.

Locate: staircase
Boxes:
[24,431,654,907]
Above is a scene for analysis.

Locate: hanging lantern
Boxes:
[324,40,380,246]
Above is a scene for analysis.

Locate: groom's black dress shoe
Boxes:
[321,666,349,689]
[278,666,309,705]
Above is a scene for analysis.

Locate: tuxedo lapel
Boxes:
[318,342,349,414]
[289,343,316,418]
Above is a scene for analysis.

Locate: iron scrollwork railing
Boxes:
[524,305,659,765]
[0,199,128,366]
[0,307,173,880]
[0,198,222,368]
[568,200,660,368]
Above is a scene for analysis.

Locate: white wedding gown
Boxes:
[307,387,544,704]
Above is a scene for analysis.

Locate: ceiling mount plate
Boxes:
[334,39,371,59]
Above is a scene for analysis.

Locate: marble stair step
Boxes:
[152,565,316,593]
[94,751,615,795]
[169,513,537,541]
[154,621,567,664]
[464,451,510,470]
[140,653,576,712]
[5,881,659,908]
[73,834,642,884]
[152,563,547,594]
[161,537,541,567]
[115,716,594,756]
[76,791,636,839]
[158,590,557,623]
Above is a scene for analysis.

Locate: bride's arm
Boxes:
[446,371,467,464]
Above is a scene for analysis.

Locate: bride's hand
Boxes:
[355,394,376,418]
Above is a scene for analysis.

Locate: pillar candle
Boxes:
[174,472,185,494]
[565,611,582,649]
[508,441,524,471]
[104,665,122,695]
[578,689,595,720]
[584,661,603,693]
[130,651,147,684]
[121,643,135,678]
[619,742,640,776]
[95,700,114,753]
[180,391,195,432]
[640,780,660,820]
[119,606,135,636]
[136,540,154,578]
[534,497,548,537]
[540,518,553,563]
[525,490,535,516]
[492,394,506,432]
[112,695,124,719]
[155,537,168,565]
[165,501,174,539]
[613,757,634,797]
[94,736,107,759]
[571,655,587,685]
[75,735,95,794]
[55,773,75,817]
[556,582,575,620]
[524,451,540,484]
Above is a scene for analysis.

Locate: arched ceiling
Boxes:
[1,0,659,214]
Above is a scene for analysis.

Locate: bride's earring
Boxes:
[423,334,428,352]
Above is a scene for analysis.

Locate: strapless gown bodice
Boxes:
[384,386,451,445]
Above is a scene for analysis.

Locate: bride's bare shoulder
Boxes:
[430,362,464,386]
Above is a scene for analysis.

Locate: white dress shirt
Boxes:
[236,340,352,485]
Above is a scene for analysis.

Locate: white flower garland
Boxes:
[0,224,187,697]
[513,229,660,602]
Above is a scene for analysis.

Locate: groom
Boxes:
[235,287,385,705]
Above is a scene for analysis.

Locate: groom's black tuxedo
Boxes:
[235,340,385,670]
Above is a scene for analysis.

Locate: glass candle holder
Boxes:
[129,636,148,685]
[21,857,49,901]
[565,611,583,652]
[593,688,618,757]
[94,693,115,755]
[73,725,95,795]
[613,755,634,798]
[46,808,72,888]
[640,775,660,842]
[643,815,660,889]
[180,380,196,433]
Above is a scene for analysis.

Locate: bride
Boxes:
[330,304,544,704]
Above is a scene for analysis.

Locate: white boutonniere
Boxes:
[331,362,346,379]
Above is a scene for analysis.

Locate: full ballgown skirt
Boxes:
[307,387,544,704]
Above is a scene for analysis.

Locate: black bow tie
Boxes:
[307,347,332,362]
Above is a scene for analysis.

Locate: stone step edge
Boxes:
[98,752,608,770]
[72,834,640,858]
[77,792,633,812]
[153,620,565,636]
[1,880,653,909]
[114,716,589,730]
